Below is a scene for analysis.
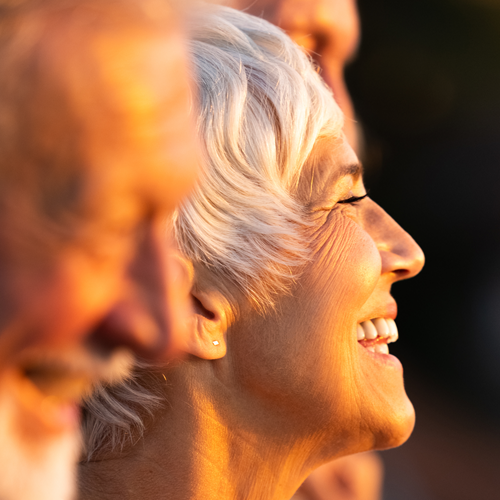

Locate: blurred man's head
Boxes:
[0,0,197,498]
[227,0,360,152]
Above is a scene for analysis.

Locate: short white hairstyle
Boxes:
[81,5,343,460]
[175,5,343,308]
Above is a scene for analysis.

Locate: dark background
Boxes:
[347,0,500,498]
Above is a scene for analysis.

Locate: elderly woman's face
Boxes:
[229,135,424,456]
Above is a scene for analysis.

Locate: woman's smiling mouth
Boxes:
[357,318,399,354]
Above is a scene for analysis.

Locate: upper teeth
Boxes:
[357,318,398,343]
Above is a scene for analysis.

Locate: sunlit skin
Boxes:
[227,0,361,152]
[80,135,424,500]
[0,19,197,432]
[291,452,384,500]
[221,3,377,497]
[0,7,198,499]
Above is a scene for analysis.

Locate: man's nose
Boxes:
[90,222,192,361]
[366,201,425,282]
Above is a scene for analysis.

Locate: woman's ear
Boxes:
[180,286,229,360]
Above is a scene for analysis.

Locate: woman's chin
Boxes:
[372,396,415,451]
[354,342,416,451]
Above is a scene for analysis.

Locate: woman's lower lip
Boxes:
[358,342,403,370]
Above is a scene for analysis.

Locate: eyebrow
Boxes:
[306,159,364,206]
[339,162,364,179]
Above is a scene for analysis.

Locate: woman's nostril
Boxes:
[380,242,424,279]
[393,268,411,280]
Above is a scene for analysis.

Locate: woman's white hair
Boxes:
[176,6,342,308]
[81,5,343,460]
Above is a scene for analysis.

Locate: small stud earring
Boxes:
[212,340,219,346]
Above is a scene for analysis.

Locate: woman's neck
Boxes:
[78,361,322,500]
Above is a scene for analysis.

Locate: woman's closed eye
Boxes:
[316,192,368,214]
[337,193,369,205]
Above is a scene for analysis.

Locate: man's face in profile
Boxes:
[228,0,361,151]
[0,5,198,500]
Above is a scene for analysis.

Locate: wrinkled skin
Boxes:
[0,9,197,500]
[230,136,423,461]
[79,135,424,500]
[222,3,382,497]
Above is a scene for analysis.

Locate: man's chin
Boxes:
[0,346,134,500]
[0,403,80,500]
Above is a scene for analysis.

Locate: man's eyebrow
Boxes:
[339,162,363,179]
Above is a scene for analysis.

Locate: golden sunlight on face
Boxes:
[0,23,198,500]
[85,26,199,355]
[230,135,424,457]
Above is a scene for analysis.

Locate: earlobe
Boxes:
[180,287,228,360]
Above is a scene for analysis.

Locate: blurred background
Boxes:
[346,0,500,498]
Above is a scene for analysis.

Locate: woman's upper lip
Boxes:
[358,301,398,323]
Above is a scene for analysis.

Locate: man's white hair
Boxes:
[81,5,344,460]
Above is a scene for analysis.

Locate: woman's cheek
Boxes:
[347,224,382,305]
[309,213,381,310]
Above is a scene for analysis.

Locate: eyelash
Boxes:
[337,193,369,205]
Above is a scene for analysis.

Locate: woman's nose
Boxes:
[364,200,425,282]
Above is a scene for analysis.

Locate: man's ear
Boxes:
[180,286,229,360]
